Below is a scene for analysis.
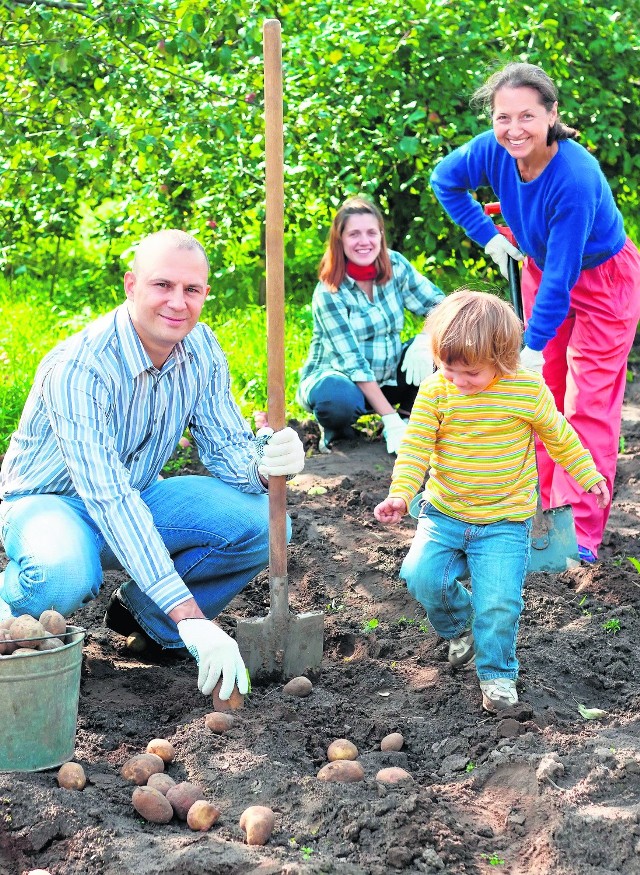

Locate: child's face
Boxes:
[439,360,497,395]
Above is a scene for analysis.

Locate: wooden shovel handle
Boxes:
[264,19,287,580]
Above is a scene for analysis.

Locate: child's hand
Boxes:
[374,497,407,525]
[589,479,610,509]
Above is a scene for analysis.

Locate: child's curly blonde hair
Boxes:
[426,289,522,376]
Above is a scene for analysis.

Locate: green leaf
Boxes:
[307,486,327,495]
[577,704,608,720]
[49,160,70,184]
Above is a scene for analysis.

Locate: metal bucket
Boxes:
[0,625,85,772]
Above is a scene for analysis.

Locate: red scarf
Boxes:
[346,260,377,281]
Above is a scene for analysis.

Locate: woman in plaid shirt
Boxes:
[297,197,444,453]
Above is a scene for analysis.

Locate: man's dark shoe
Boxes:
[104,589,159,654]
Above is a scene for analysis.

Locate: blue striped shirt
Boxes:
[296,250,444,407]
[0,304,265,612]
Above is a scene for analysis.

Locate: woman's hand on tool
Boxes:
[588,479,610,509]
[484,233,523,279]
[374,496,407,525]
[177,619,249,698]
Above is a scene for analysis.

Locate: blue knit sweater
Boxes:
[430,130,626,350]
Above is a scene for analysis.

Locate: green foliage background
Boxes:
[1,0,639,451]
[2,0,639,299]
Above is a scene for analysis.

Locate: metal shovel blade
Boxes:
[236,575,324,681]
[529,503,579,573]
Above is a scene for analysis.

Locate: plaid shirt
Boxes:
[0,304,264,613]
[297,250,444,408]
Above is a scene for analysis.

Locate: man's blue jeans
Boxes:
[400,503,531,681]
[0,475,277,648]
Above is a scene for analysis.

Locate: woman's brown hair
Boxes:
[427,289,522,377]
[318,197,393,292]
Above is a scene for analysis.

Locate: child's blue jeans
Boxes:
[400,502,531,681]
[0,475,277,648]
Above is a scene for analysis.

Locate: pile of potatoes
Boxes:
[0,609,69,656]
[121,737,275,844]
[317,733,413,785]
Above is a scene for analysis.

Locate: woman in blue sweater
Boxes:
[430,62,640,563]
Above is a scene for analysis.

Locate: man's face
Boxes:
[124,244,210,368]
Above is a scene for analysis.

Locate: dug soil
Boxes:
[1,367,640,875]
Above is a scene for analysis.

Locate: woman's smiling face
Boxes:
[491,85,557,162]
[341,213,382,266]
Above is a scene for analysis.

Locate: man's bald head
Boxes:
[131,230,209,275]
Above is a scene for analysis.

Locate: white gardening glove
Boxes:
[381,412,407,455]
[519,346,545,373]
[401,333,434,386]
[177,619,249,698]
[257,426,305,478]
[484,233,524,279]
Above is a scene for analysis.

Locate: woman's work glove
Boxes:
[381,412,407,455]
[401,333,433,386]
[177,619,249,698]
[484,233,523,279]
[256,426,305,478]
[519,346,545,373]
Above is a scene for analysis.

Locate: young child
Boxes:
[374,290,610,713]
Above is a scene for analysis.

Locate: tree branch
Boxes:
[6,0,91,13]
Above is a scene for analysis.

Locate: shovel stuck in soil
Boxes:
[236,20,324,681]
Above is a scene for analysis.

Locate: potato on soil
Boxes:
[121,752,165,785]
[146,738,176,763]
[204,711,235,734]
[57,762,86,790]
[187,799,221,831]
[147,772,176,795]
[211,679,244,712]
[0,630,16,655]
[375,766,413,784]
[380,732,404,752]
[317,760,365,782]
[125,632,148,653]
[327,738,358,761]
[27,870,52,875]
[239,805,275,846]
[8,615,45,648]
[37,637,65,651]
[132,785,174,824]
[38,609,67,637]
[166,781,206,820]
[283,676,313,697]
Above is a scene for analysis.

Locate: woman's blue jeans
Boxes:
[400,503,531,681]
[0,475,277,648]
[307,342,419,440]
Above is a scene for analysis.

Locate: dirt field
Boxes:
[1,365,639,875]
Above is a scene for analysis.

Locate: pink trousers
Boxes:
[521,239,640,555]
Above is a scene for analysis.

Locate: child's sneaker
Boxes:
[448,629,474,668]
[480,678,518,713]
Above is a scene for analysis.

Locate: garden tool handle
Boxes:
[507,255,524,323]
[264,19,288,584]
